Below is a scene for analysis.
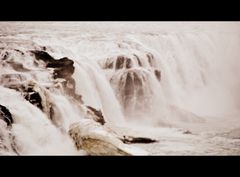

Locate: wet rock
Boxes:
[0,105,13,127]
[24,91,43,110]
[115,56,125,69]
[115,56,132,70]
[50,58,74,79]
[120,135,158,144]
[2,51,9,60]
[126,58,132,69]
[86,106,105,125]
[32,51,75,80]
[31,51,81,103]
[154,69,161,81]
[31,50,55,63]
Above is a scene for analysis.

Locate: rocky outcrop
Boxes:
[0,105,13,127]
[68,119,148,155]
[86,106,105,125]
[115,56,132,70]
[31,51,74,79]
[100,52,162,117]
[31,50,84,104]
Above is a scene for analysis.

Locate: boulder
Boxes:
[69,119,148,155]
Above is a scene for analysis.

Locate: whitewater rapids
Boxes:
[0,22,240,155]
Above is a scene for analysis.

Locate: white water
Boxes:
[1,22,240,155]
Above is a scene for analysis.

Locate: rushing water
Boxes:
[0,22,240,155]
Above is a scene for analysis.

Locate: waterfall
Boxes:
[1,22,240,155]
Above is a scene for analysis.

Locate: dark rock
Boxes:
[126,58,132,69]
[41,46,47,51]
[31,50,55,63]
[46,57,74,68]
[183,130,192,134]
[32,51,83,109]
[115,56,125,70]
[115,56,133,70]
[24,91,43,110]
[0,105,13,127]
[2,51,9,60]
[49,57,75,79]
[120,135,158,144]
[14,49,24,55]
[154,69,161,81]
[49,104,55,121]
[86,106,105,125]
[31,51,75,80]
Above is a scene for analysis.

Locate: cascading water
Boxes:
[1,22,240,155]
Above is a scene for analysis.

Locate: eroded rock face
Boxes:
[31,50,55,63]
[31,51,75,79]
[100,52,162,117]
[115,56,132,70]
[0,105,13,127]
[31,50,84,103]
